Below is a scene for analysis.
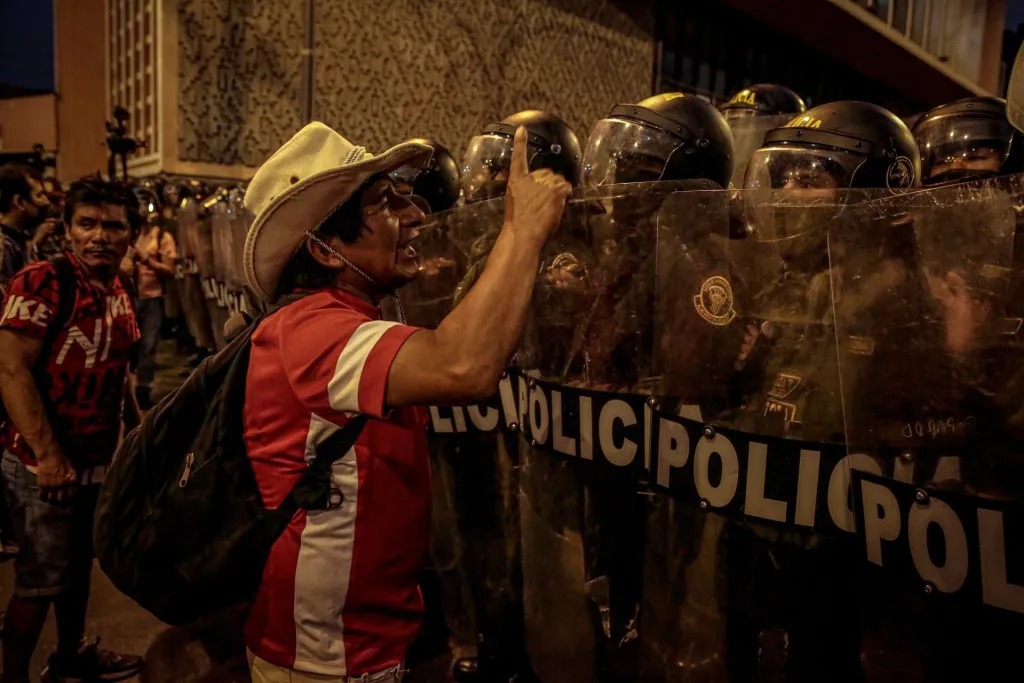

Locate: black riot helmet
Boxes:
[720,84,806,123]
[461,110,581,204]
[581,92,734,188]
[390,138,461,213]
[744,101,921,191]
[912,96,1024,186]
[722,84,806,189]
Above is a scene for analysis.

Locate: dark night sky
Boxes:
[0,0,55,94]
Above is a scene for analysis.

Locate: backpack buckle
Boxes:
[326,487,344,511]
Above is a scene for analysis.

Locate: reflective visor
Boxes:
[727,114,794,189]
[744,145,866,193]
[723,107,758,123]
[915,115,1013,184]
[461,133,549,203]
[580,118,684,188]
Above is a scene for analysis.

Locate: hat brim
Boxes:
[244,140,433,303]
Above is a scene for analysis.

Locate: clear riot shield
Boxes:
[209,199,231,345]
[402,198,531,677]
[829,177,1024,683]
[727,115,792,189]
[178,198,216,352]
[644,187,883,683]
[517,181,696,683]
[196,198,225,349]
[223,189,252,317]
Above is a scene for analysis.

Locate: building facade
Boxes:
[1,0,1012,181]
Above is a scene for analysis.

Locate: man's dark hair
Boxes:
[63,175,142,233]
[278,175,382,293]
[0,165,35,214]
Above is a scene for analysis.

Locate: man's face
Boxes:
[338,177,426,289]
[16,177,49,229]
[928,146,1002,183]
[66,204,133,275]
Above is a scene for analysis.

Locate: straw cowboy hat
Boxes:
[243,121,433,303]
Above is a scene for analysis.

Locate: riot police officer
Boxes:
[518,92,735,683]
[391,137,462,213]
[908,95,1024,683]
[724,101,921,683]
[461,110,582,204]
[720,84,807,189]
[431,114,581,683]
[911,96,1024,186]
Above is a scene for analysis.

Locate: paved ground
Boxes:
[0,340,452,682]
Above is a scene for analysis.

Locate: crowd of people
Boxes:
[0,81,1018,683]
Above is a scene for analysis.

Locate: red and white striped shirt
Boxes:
[243,288,430,676]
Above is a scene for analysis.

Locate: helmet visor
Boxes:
[915,115,1013,184]
[727,114,794,189]
[744,145,866,194]
[723,107,759,123]
[580,118,683,188]
[461,133,517,203]
[389,166,434,213]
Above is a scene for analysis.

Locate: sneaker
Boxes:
[41,637,143,682]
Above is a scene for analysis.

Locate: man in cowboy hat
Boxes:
[240,122,571,682]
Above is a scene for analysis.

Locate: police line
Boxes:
[428,370,1024,617]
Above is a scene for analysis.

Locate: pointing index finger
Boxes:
[510,126,530,181]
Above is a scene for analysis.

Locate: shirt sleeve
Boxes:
[0,263,61,340]
[275,302,420,422]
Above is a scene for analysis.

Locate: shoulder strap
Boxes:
[308,414,368,475]
[277,414,368,515]
[40,256,77,364]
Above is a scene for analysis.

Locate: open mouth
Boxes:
[397,237,419,260]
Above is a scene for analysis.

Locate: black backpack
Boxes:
[94,304,366,626]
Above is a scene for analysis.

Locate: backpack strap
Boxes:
[278,414,368,514]
[39,256,78,368]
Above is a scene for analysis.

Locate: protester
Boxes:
[131,212,177,409]
[0,177,145,683]
[240,121,569,681]
[0,166,50,292]
[0,165,53,561]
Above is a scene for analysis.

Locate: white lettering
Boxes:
[55,320,103,368]
[655,418,689,487]
[908,498,968,593]
[497,376,518,429]
[694,433,740,508]
[517,375,529,428]
[429,406,454,434]
[467,404,499,432]
[529,386,550,444]
[29,301,50,326]
[551,391,576,457]
[579,396,593,460]
[451,406,468,433]
[794,449,821,527]
[745,442,787,523]
[828,453,883,532]
[978,508,1024,614]
[599,400,637,467]
[860,480,901,566]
